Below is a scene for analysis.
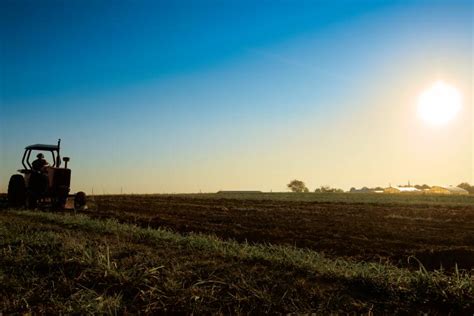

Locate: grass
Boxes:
[1,210,472,314]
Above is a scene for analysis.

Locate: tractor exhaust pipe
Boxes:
[56,139,62,167]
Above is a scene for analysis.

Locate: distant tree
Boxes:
[287,180,308,193]
[350,187,357,192]
[317,185,343,193]
[320,185,331,193]
[457,182,474,194]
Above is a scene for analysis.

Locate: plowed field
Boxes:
[87,194,474,271]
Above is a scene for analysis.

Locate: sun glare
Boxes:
[417,81,462,125]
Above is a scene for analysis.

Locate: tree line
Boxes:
[287,180,474,194]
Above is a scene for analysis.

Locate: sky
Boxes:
[1,0,472,193]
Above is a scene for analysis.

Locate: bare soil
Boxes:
[87,195,474,271]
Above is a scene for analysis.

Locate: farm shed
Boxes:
[384,187,400,194]
[428,186,469,195]
[384,186,421,194]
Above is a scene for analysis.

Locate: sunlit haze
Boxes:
[1,0,472,193]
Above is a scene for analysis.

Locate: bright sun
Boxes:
[417,81,462,125]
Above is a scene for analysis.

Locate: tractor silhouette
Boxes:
[7,139,87,210]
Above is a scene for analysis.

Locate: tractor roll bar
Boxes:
[51,151,56,167]
[26,150,32,169]
[21,150,28,169]
[21,139,62,169]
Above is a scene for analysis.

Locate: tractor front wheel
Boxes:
[74,191,87,211]
[8,175,26,208]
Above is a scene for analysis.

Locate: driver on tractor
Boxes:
[32,153,49,173]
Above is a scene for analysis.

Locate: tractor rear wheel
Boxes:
[74,191,87,211]
[8,175,26,208]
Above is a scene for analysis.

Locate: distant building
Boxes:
[384,187,399,194]
[384,186,421,194]
[428,186,469,195]
[349,187,372,193]
[217,191,262,194]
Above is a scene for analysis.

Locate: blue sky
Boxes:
[1,0,398,100]
[1,0,472,193]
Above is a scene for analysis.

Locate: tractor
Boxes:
[7,139,87,210]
